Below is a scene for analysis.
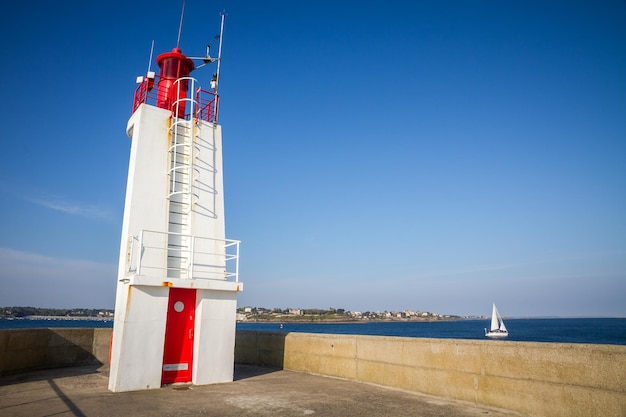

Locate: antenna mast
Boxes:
[214,12,226,92]
[176,0,186,48]
[147,40,155,73]
[211,12,226,123]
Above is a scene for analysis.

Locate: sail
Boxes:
[490,303,499,331]
[486,303,508,337]
[499,318,507,332]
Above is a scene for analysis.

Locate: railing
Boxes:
[132,74,219,123]
[128,229,240,282]
[196,88,219,123]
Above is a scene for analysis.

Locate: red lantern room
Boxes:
[156,47,195,118]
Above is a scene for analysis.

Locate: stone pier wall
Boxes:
[234,330,626,417]
[0,328,111,375]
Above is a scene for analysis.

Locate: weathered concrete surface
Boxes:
[235,331,626,417]
[0,328,110,375]
[0,364,524,417]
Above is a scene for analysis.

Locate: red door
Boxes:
[162,288,196,384]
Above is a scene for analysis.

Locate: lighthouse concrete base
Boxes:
[108,281,239,392]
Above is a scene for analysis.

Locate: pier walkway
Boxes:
[0,365,524,417]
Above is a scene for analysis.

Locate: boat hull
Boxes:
[485,331,508,338]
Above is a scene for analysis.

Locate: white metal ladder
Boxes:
[166,78,201,279]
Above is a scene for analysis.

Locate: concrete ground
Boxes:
[0,365,525,417]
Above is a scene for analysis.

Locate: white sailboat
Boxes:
[485,303,508,338]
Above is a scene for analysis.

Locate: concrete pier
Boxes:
[235,330,626,417]
[0,364,521,417]
[1,328,625,416]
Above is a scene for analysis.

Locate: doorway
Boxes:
[162,287,196,384]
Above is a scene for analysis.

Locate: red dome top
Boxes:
[156,47,195,76]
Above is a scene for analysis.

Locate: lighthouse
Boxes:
[108,15,242,392]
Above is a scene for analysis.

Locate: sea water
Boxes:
[1,317,624,345]
[0,317,113,330]
[237,318,626,345]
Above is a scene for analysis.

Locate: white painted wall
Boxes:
[110,104,172,392]
[117,104,171,280]
[193,289,238,385]
[192,123,224,228]
[108,286,168,391]
[109,103,241,392]
[190,122,227,280]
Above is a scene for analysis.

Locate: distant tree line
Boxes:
[1,307,114,318]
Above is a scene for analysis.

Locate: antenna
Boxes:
[176,0,186,49]
[186,12,226,73]
[147,40,155,73]
[172,10,226,122]
[214,11,226,93]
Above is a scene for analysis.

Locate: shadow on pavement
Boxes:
[233,364,282,381]
[0,364,103,387]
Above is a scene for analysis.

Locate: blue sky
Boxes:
[0,1,624,317]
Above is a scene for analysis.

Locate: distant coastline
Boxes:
[20,316,113,321]
[239,316,469,324]
[1,307,114,320]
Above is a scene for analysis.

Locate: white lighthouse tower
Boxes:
[108,15,242,392]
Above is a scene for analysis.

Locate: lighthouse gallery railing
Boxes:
[132,74,219,123]
[127,229,240,282]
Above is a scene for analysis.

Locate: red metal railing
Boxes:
[196,88,219,123]
[132,76,156,113]
[132,75,219,123]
